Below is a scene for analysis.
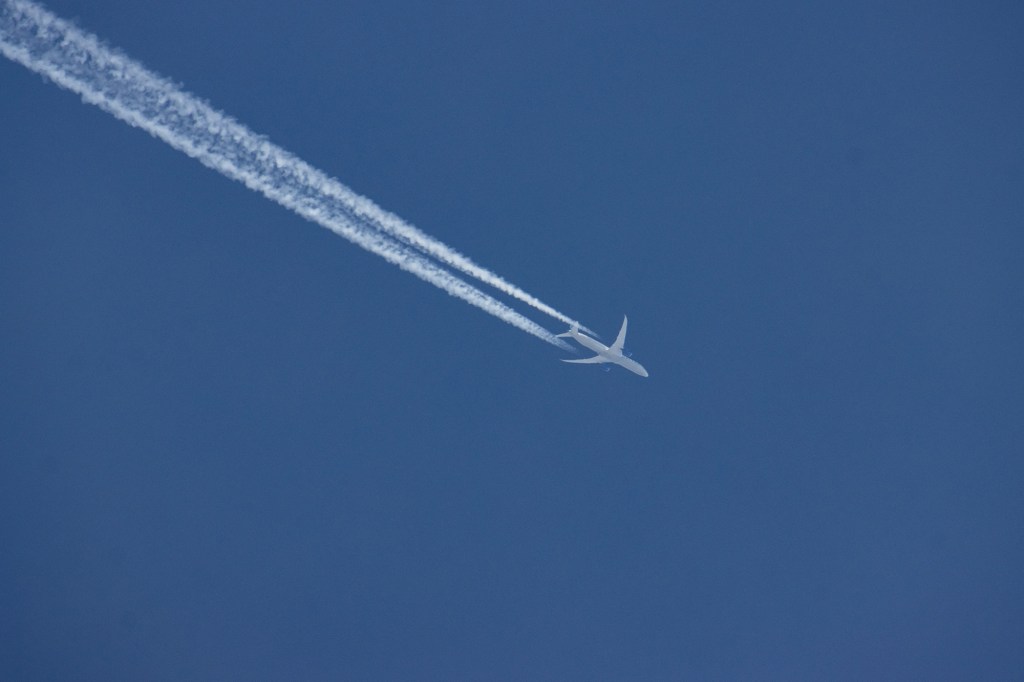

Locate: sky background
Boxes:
[2,1,1023,679]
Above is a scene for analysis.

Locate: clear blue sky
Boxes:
[2,1,1022,678]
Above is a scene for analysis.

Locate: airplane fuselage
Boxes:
[572,331,611,356]
[565,329,649,377]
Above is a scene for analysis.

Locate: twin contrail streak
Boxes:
[0,0,580,349]
[308,165,593,335]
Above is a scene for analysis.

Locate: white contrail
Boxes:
[318,168,594,335]
[294,153,590,333]
[0,0,576,350]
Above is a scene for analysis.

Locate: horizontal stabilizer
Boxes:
[556,322,580,339]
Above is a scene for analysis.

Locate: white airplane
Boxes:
[557,315,649,377]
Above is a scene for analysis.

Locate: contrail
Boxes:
[0,0,577,349]
[317,173,593,335]
[298,156,591,334]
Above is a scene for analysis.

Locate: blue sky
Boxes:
[2,1,1023,679]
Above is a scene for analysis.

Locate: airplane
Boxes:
[557,315,649,377]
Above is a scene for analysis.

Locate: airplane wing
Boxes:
[609,315,629,353]
[562,356,609,364]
